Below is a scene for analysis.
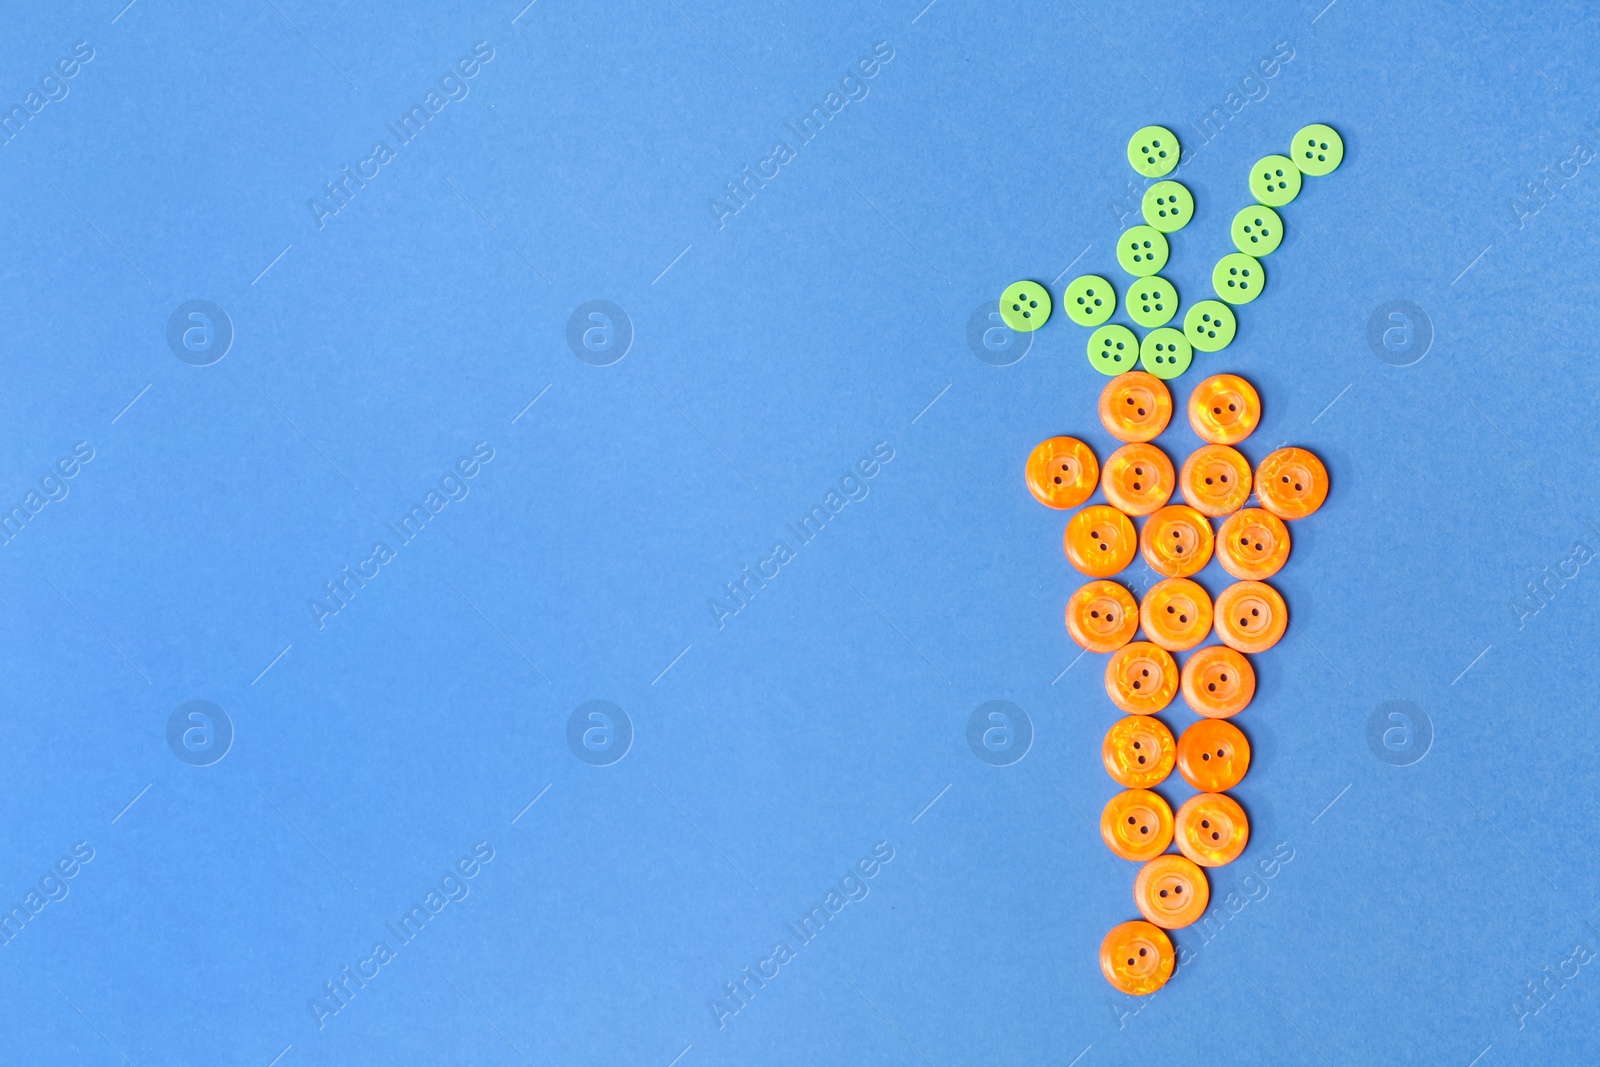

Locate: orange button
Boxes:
[1102,715,1176,788]
[1133,854,1210,929]
[1139,578,1213,651]
[1188,373,1261,444]
[1064,505,1138,577]
[1140,505,1213,578]
[1213,580,1288,653]
[1215,507,1291,580]
[1025,436,1098,509]
[1105,641,1179,714]
[1176,719,1250,791]
[1100,788,1174,861]
[1255,447,1329,519]
[1099,372,1172,444]
[1179,444,1252,517]
[1180,645,1255,718]
[1066,580,1139,653]
[1101,443,1175,516]
[1099,920,1175,995]
[1174,792,1250,867]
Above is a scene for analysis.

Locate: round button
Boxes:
[1213,580,1288,654]
[1025,436,1099,510]
[1105,641,1179,714]
[1099,371,1172,443]
[1179,444,1252,517]
[1184,300,1237,352]
[1176,719,1250,792]
[1175,792,1250,867]
[1140,577,1214,651]
[1231,205,1283,256]
[1127,126,1180,178]
[1133,854,1210,929]
[1180,645,1255,718]
[1117,225,1170,277]
[1141,180,1193,233]
[1100,920,1175,996]
[1101,442,1174,516]
[1249,154,1302,207]
[1064,505,1138,578]
[999,281,1051,332]
[1125,276,1177,328]
[1102,789,1175,862]
[1255,447,1329,519]
[1140,504,1213,578]
[1088,324,1140,375]
[1139,328,1192,379]
[1066,580,1139,653]
[1216,508,1291,580]
[1213,253,1264,305]
[1293,123,1344,177]
[1188,373,1261,444]
[1064,274,1116,327]
[1103,714,1176,789]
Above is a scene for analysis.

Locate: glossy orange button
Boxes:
[1216,508,1291,580]
[1213,580,1288,653]
[1179,444,1252,517]
[1101,443,1175,516]
[1099,372,1172,444]
[1175,793,1250,867]
[1100,789,1174,862]
[1139,578,1213,651]
[1025,436,1098,509]
[1133,854,1210,929]
[1256,447,1329,519]
[1105,641,1179,714]
[1180,645,1255,718]
[1188,373,1261,444]
[1176,719,1250,791]
[1064,505,1138,577]
[1100,920,1175,995]
[1102,715,1176,788]
[1066,580,1139,653]
[1140,505,1213,578]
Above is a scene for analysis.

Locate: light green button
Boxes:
[1231,205,1282,256]
[1139,328,1192,379]
[1116,225,1169,277]
[1141,180,1192,233]
[999,280,1051,332]
[1063,275,1115,327]
[1088,324,1139,375]
[1293,123,1343,176]
[1249,155,1301,207]
[1125,276,1177,328]
[1212,253,1264,305]
[1128,126,1180,178]
[1184,300,1236,352]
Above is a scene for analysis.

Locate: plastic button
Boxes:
[1255,447,1329,519]
[1100,920,1175,995]
[1088,324,1140,375]
[1133,854,1210,929]
[1180,645,1255,718]
[1099,371,1172,443]
[1101,443,1175,516]
[1140,505,1214,578]
[1064,274,1116,327]
[1174,793,1250,867]
[1213,581,1288,653]
[999,281,1051,331]
[1213,253,1264,305]
[1250,154,1302,207]
[1066,580,1140,653]
[1139,328,1193,379]
[1184,300,1237,352]
[1125,276,1177,328]
[1231,205,1283,256]
[1176,718,1250,791]
[1179,444,1252,517]
[1140,577,1214,651]
[1216,508,1291,580]
[1106,641,1179,714]
[1141,180,1193,233]
[1293,123,1343,177]
[1101,788,1174,862]
[1065,505,1138,578]
[1025,436,1099,510]
[1188,373,1261,444]
[1127,126,1180,178]
[1117,225,1170,277]
[1103,714,1176,788]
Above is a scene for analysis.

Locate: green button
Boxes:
[999,280,1051,332]
[1212,253,1264,305]
[1063,275,1115,327]
[1141,180,1193,233]
[1125,276,1177,328]
[1117,225,1169,277]
[1184,300,1236,352]
[1293,123,1343,177]
[1231,205,1283,256]
[1139,328,1192,379]
[1088,324,1139,375]
[1127,126,1180,178]
[1249,155,1301,207]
